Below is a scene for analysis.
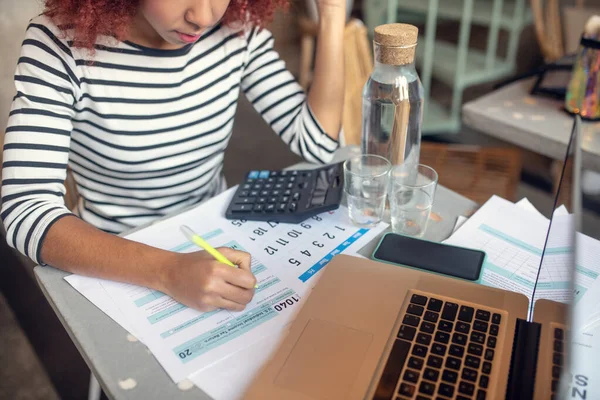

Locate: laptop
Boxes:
[244,117,581,400]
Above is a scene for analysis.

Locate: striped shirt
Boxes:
[1,15,339,264]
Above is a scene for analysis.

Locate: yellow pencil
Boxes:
[180,225,257,288]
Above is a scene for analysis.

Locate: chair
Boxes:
[530,0,590,62]
[420,142,522,204]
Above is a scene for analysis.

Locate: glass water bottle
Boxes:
[361,23,424,169]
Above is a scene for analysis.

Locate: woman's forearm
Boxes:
[307,7,346,139]
[41,215,175,292]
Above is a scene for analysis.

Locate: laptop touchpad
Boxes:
[274,319,373,399]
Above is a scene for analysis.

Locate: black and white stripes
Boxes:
[1,16,339,264]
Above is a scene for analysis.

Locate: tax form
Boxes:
[65,187,387,384]
[70,212,305,383]
[444,196,600,306]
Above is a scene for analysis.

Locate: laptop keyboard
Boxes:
[374,292,504,400]
[551,326,565,400]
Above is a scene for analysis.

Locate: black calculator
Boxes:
[225,163,344,223]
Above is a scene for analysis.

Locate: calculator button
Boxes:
[242,184,252,190]
[257,197,267,204]
[310,194,326,207]
[281,196,290,203]
[250,190,259,197]
[275,184,284,190]
[264,184,273,190]
[253,184,263,190]
[272,190,281,196]
[289,176,296,182]
[270,171,279,177]
[245,179,255,184]
[316,171,329,190]
[292,192,301,201]
[248,171,259,179]
[267,178,275,183]
[253,204,264,212]
[277,177,286,183]
[268,197,278,203]
[239,191,249,197]
[235,197,255,205]
[289,202,297,212]
[291,170,298,176]
[327,166,338,179]
[286,183,294,189]
[277,203,287,212]
[284,189,292,196]
[232,204,253,213]
[259,171,270,179]
[265,204,275,212]
[260,191,270,197]
[280,171,288,176]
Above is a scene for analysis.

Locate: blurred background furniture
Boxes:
[362,0,531,134]
[462,78,600,200]
[531,0,597,61]
[420,142,522,204]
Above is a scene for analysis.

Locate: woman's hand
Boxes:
[307,0,346,139]
[315,0,347,20]
[162,248,257,312]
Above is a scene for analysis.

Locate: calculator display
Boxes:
[224,163,344,223]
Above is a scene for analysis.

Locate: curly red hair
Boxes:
[44,0,288,49]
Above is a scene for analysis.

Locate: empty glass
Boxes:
[390,164,438,237]
[343,155,391,227]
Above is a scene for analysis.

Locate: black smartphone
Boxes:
[372,233,486,281]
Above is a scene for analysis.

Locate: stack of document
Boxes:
[64,187,388,398]
[449,196,600,396]
[446,195,600,309]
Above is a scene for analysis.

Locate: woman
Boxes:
[1,0,344,312]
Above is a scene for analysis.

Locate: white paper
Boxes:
[186,200,388,396]
[452,216,468,234]
[572,233,600,333]
[189,328,287,400]
[65,274,140,338]
[515,197,551,218]
[97,215,306,383]
[567,326,600,398]
[63,186,388,385]
[445,196,600,319]
[450,197,555,237]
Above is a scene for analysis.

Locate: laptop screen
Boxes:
[568,116,600,397]
[529,117,579,319]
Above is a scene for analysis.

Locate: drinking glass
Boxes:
[389,164,438,237]
[343,155,391,227]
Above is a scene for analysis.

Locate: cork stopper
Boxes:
[374,23,418,65]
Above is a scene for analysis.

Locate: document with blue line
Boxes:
[444,196,600,307]
[64,187,387,384]
[92,211,305,383]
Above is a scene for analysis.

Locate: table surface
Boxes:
[462,79,600,171]
[34,147,478,400]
